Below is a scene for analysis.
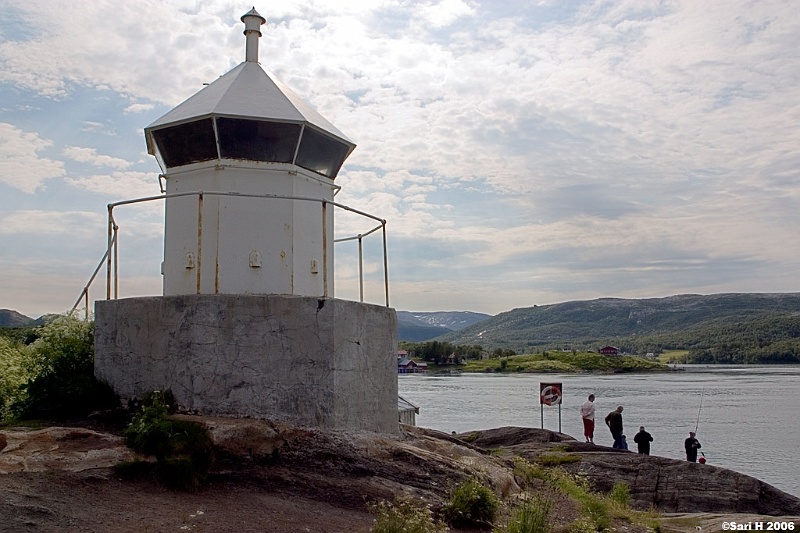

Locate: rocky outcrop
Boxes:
[189,416,521,509]
[0,419,798,533]
[459,426,800,516]
[180,419,800,516]
[0,427,141,474]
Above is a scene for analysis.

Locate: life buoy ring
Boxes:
[540,385,562,406]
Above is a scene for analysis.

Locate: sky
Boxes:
[1,0,799,318]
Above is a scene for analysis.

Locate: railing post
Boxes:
[382,221,389,307]
[196,192,203,294]
[358,235,364,302]
[113,224,119,299]
[322,200,328,298]
[106,206,113,300]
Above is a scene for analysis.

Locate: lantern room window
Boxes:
[217,118,301,163]
[150,118,217,168]
[295,127,351,179]
[149,117,352,179]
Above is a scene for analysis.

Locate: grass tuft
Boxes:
[441,477,500,529]
[500,494,552,533]
[370,495,446,533]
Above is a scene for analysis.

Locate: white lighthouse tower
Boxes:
[94,8,398,433]
[146,8,353,298]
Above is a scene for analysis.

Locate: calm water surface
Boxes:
[398,365,800,498]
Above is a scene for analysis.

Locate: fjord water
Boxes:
[398,365,800,499]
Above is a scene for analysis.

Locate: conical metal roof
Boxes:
[144,61,354,147]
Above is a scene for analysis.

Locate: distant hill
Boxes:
[0,310,60,329]
[434,293,800,355]
[0,309,37,327]
[396,311,492,342]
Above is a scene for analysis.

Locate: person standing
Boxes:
[685,431,702,462]
[580,394,596,443]
[633,426,653,455]
[604,405,624,449]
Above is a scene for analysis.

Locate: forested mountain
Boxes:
[433,293,800,363]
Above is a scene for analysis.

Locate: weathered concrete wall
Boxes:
[94,294,398,434]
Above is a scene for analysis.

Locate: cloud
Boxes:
[124,103,155,114]
[80,121,115,135]
[65,170,162,200]
[0,122,65,193]
[415,0,476,28]
[63,146,132,169]
[0,1,236,103]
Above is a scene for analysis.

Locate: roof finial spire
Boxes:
[241,7,266,63]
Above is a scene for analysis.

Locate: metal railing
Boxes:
[71,232,117,320]
[71,190,389,318]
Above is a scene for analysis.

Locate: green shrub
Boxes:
[582,498,611,531]
[502,495,552,533]
[608,481,630,506]
[124,391,214,491]
[124,396,173,459]
[441,478,499,529]
[0,337,29,420]
[9,315,118,420]
[370,495,446,533]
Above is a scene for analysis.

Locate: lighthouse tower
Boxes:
[146,8,353,298]
[94,8,398,433]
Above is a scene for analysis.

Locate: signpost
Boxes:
[539,382,562,432]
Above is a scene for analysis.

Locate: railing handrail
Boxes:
[70,231,118,319]
[72,189,389,318]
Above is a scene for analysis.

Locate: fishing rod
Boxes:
[694,389,709,463]
[695,388,704,434]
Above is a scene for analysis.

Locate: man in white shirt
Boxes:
[580,394,596,443]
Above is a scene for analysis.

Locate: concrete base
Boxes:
[94,294,398,434]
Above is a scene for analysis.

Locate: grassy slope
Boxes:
[461,351,668,373]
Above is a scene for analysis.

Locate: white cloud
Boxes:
[63,146,132,169]
[415,0,476,28]
[124,103,155,114]
[0,122,65,193]
[80,121,112,134]
[0,0,236,103]
[65,170,162,200]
